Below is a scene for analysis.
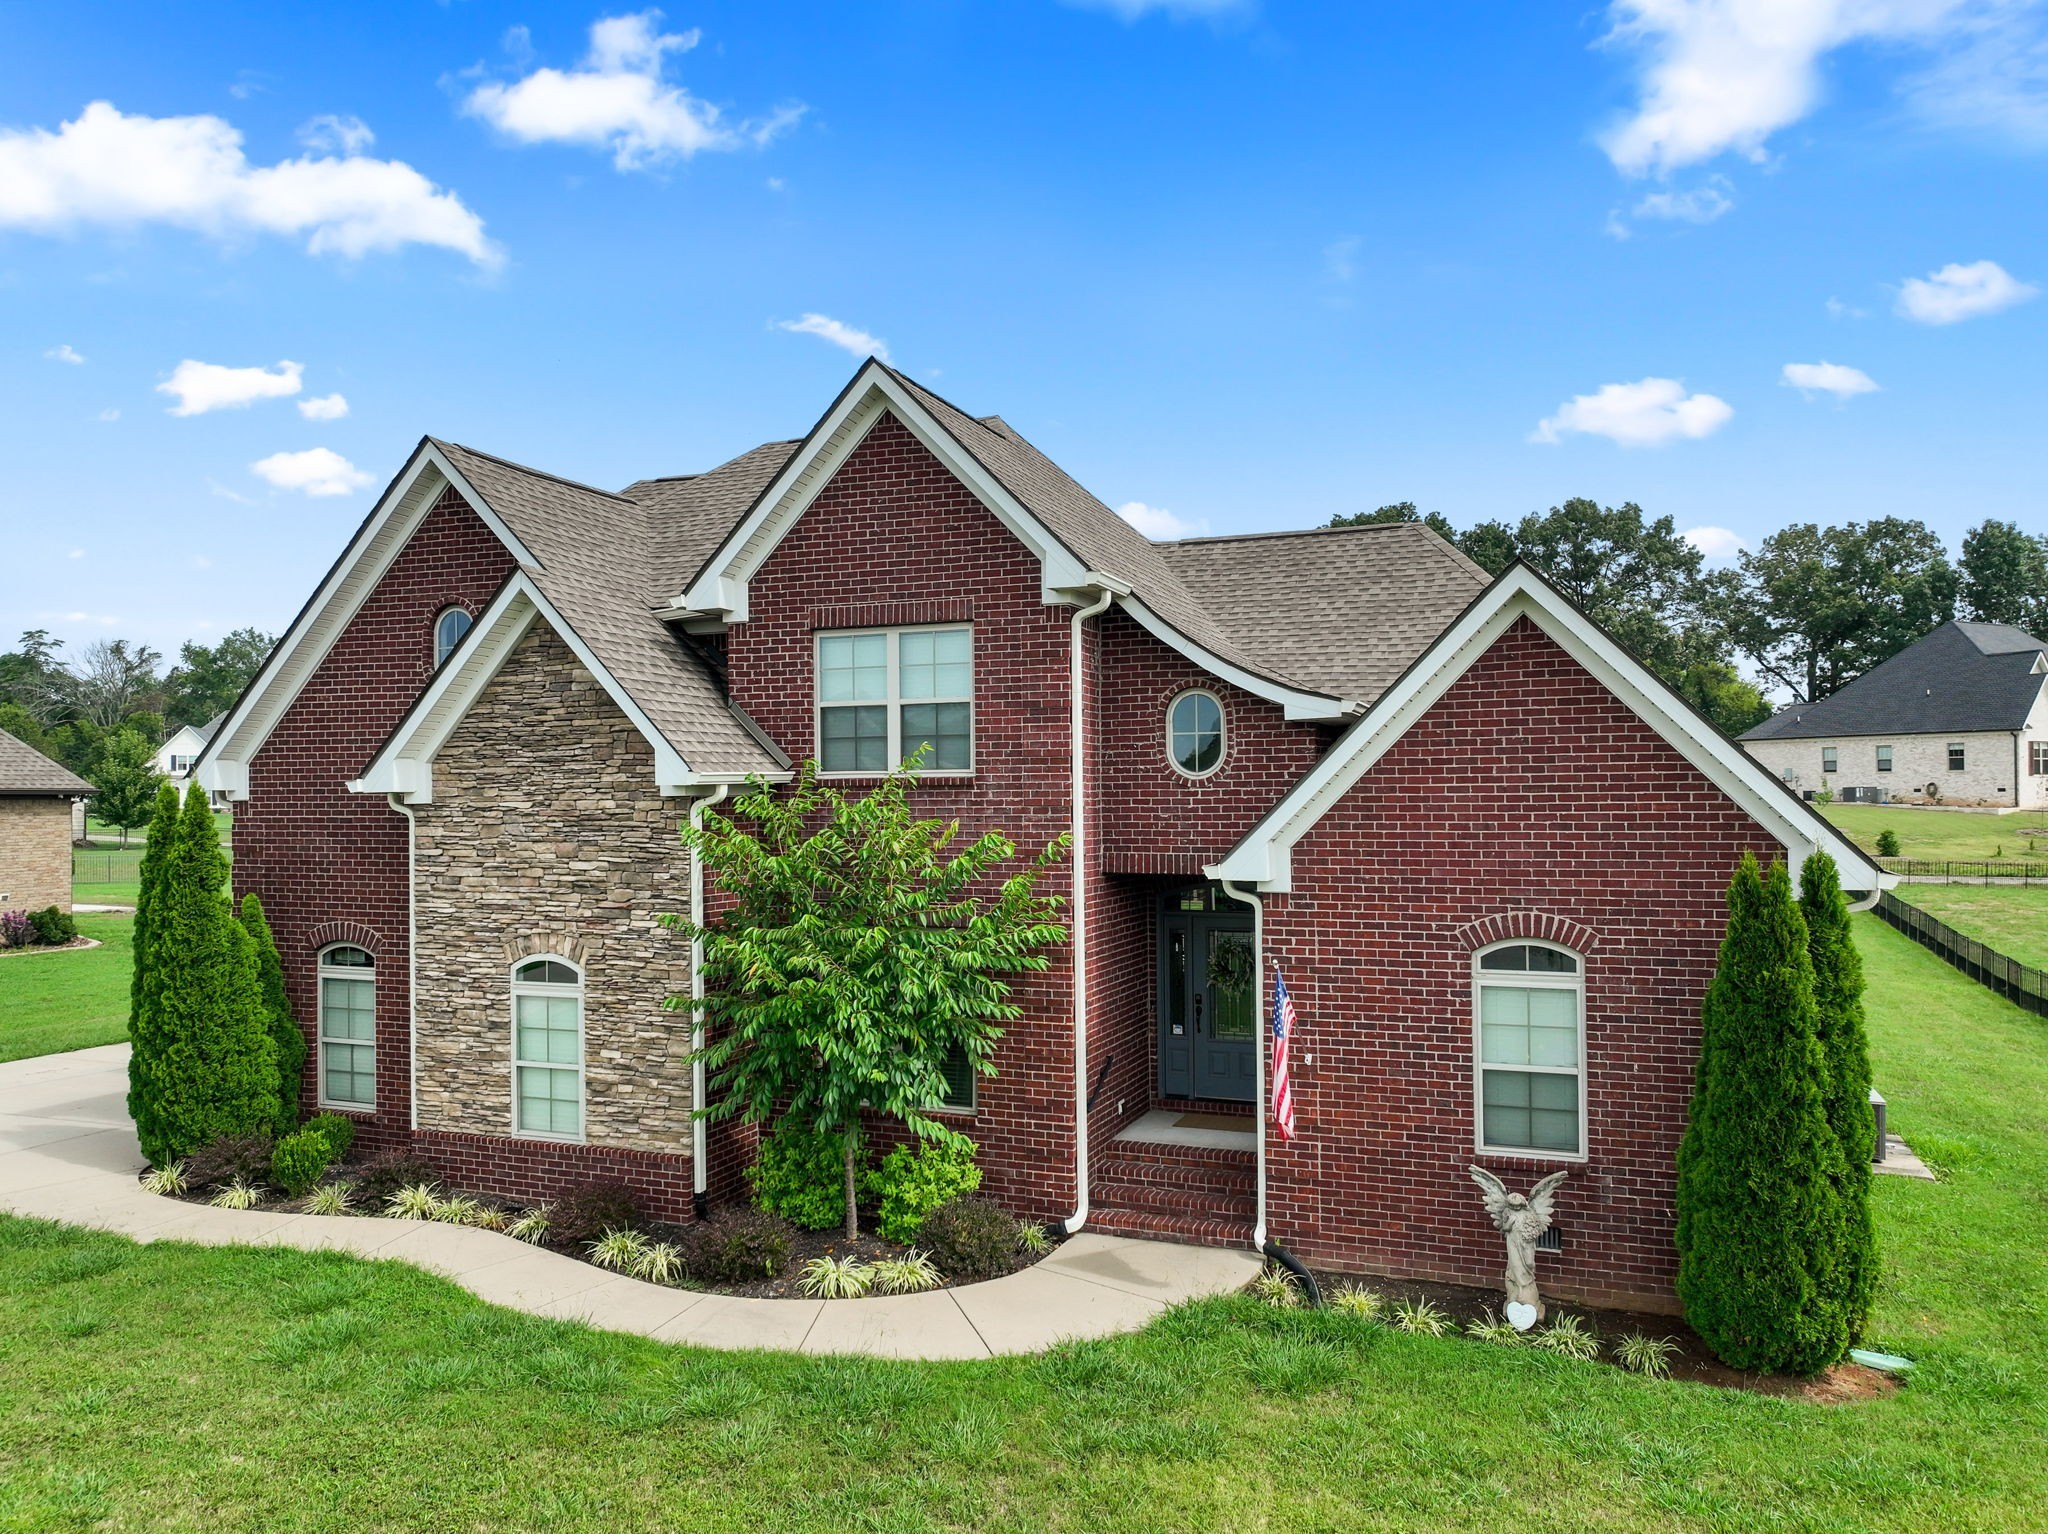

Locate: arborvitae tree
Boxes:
[239,893,305,1134]
[128,785,278,1166]
[1800,849,1879,1341]
[1675,852,1853,1375]
[128,782,182,1036]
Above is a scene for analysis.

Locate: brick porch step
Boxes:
[1085,1206,1257,1251]
[1086,1133,1258,1251]
[1092,1155,1255,1197]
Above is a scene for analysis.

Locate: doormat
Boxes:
[1172,1112,1254,1132]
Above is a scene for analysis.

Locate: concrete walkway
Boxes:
[0,1044,1260,1358]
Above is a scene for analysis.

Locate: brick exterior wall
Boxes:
[231,487,515,1146]
[0,797,77,915]
[1260,616,1781,1312]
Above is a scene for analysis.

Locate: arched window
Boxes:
[1166,689,1225,778]
[434,607,474,668]
[1473,941,1584,1158]
[317,945,375,1108]
[512,957,583,1140]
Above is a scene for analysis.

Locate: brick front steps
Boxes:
[1086,1140,1257,1251]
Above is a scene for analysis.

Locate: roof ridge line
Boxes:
[435,438,636,503]
[1168,522,1424,546]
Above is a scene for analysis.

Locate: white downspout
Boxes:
[1063,586,1117,1235]
[386,793,419,1131]
[1219,879,1267,1249]
[689,783,731,1218]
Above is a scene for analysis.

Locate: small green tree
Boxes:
[128,785,278,1166]
[240,893,306,1133]
[1675,852,1853,1375]
[1800,850,1879,1341]
[129,781,182,1033]
[671,758,1068,1238]
[87,727,164,848]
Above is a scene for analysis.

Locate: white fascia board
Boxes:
[194,441,544,801]
[1209,567,1890,894]
[675,364,1090,622]
[1115,593,1356,723]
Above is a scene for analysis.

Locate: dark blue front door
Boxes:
[1158,899,1256,1102]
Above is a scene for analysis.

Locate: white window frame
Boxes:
[813,624,974,777]
[434,606,473,668]
[1165,688,1227,780]
[1876,745,1893,773]
[510,956,586,1143]
[315,944,376,1111]
[1471,939,1587,1164]
[1820,746,1838,775]
[1947,742,1966,772]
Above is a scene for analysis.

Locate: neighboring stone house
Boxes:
[1742,620,2048,809]
[153,713,225,786]
[0,728,92,914]
[196,360,1884,1312]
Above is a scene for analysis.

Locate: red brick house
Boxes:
[197,360,1884,1312]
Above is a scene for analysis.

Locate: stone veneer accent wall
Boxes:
[412,619,694,1157]
[0,797,78,914]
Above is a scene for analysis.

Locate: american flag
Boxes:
[1271,969,1297,1141]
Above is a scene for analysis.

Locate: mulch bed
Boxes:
[1306,1268,1898,1403]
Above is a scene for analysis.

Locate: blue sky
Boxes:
[2,0,2043,658]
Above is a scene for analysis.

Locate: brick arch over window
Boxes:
[501,931,601,969]
[1448,910,1603,956]
[307,920,384,957]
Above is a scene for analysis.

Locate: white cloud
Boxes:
[1066,0,1251,19]
[298,392,349,420]
[298,114,375,155]
[44,342,84,364]
[774,312,890,362]
[66,548,84,559]
[0,100,497,265]
[1899,9,2048,147]
[191,555,213,570]
[250,446,372,497]
[463,11,803,172]
[1683,525,1748,559]
[1632,177,1734,223]
[205,477,256,505]
[1895,258,2038,322]
[1532,376,1734,447]
[1598,0,1974,176]
[36,611,119,626]
[158,358,303,416]
[1782,360,1881,397]
[97,407,119,421]
[1826,295,1868,318]
[1116,501,1209,539]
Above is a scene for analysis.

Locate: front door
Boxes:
[1158,897,1257,1102]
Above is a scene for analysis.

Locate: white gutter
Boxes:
[689,783,731,1218]
[1062,583,1118,1236]
[386,793,420,1131]
[1218,879,1267,1249]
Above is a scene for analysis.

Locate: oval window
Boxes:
[1167,690,1224,777]
[434,607,474,668]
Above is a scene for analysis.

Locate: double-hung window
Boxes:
[1821,746,1838,775]
[1876,745,1893,773]
[816,625,972,774]
[1948,742,1967,772]
[1474,942,1585,1158]
[512,958,584,1139]
[317,945,376,1108]
[2032,742,2048,776]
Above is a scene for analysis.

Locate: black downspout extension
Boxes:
[1262,1241,1323,1308]
[693,1191,710,1221]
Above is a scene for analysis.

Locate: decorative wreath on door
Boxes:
[1206,936,1255,994]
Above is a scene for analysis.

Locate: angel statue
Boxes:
[1468,1166,1569,1330]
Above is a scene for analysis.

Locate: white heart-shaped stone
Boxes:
[1506,1301,1538,1332]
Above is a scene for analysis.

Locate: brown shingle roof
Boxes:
[0,729,92,797]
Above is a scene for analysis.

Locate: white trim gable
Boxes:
[194,440,542,801]
[349,573,707,803]
[1207,565,1893,895]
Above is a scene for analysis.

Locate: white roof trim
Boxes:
[1206,565,1893,894]
[194,441,542,801]
[350,572,734,802]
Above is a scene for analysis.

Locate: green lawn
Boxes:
[0,914,133,1063]
[1897,884,2048,972]
[0,915,2043,1530]
[1824,803,2048,862]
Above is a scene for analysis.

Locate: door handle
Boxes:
[1193,994,1203,1035]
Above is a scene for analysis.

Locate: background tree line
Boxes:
[0,627,273,843]
[1332,501,2048,735]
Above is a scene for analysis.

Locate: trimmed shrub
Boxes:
[271,1128,335,1198]
[305,1112,356,1162]
[682,1208,795,1283]
[749,1127,858,1231]
[1675,853,1853,1376]
[27,906,77,945]
[918,1196,1017,1282]
[185,1133,275,1192]
[1801,849,1880,1342]
[549,1182,643,1247]
[0,911,31,948]
[867,1136,982,1244]
[350,1152,442,1206]
[239,894,306,1133]
[1874,829,1901,858]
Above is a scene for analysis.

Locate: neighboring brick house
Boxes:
[0,728,91,915]
[1742,620,2048,809]
[197,360,1884,1310]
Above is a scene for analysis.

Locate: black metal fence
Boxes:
[1875,892,2048,1019]
[1877,858,2048,885]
